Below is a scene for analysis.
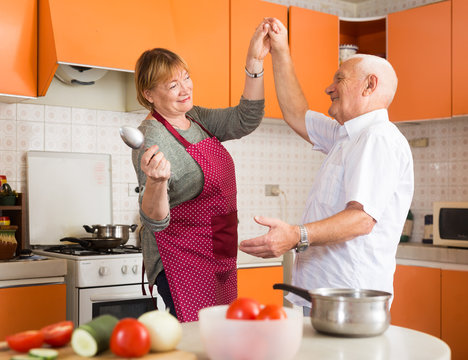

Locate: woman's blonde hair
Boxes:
[134,48,189,110]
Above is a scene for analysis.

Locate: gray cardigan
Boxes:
[132,97,264,286]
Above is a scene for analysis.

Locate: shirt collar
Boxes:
[343,109,389,139]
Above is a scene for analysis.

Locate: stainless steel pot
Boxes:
[83,224,138,245]
[274,283,391,337]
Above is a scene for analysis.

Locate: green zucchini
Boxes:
[71,314,119,357]
[28,348,58,360]
[10,356,35,360]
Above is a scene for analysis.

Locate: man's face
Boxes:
[325,59,365,124]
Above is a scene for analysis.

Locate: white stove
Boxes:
[34,245,163,327]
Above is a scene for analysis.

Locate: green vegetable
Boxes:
[10,356,35,360]
[28,348,58,360]
[71,314,119,357]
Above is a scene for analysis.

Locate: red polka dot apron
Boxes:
[152,110,238,322]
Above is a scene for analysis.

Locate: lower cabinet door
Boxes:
[0,283,66,340]
[390,264,441,337]
[237,266,283,306]
[441,269,468,360]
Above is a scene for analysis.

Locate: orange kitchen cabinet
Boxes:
[170,0,229,109]
[390,264,441,338]
[441,269,468,360]
[38,0,177,96]
[0,283,66,340]
[0,0,37,98]
[230,0,287,118]
[452,0,468,116]
[387,1,451,122]
[237,266,283,306]
[289,7,339,117]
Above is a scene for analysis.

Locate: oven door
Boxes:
[78,284,164,325]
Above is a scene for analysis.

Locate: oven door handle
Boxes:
[90,292,151,302]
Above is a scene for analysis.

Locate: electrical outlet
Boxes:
[265,184,280,196]
[409,137,429,148]
[128,183,139,197]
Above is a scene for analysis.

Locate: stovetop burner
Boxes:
[41,244,142,256]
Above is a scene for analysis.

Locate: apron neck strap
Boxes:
[151,110,215,148]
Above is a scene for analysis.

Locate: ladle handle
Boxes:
[273,283,312,302]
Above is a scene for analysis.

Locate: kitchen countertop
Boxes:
[397,242,468,270]
[0,255,67,287]
[178,318,451,360]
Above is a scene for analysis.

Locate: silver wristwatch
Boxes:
[295,225,309,253]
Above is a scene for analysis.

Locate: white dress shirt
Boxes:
[286,109,414,307]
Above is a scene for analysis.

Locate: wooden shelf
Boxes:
[340,17,386,58]
[0,193,26,256]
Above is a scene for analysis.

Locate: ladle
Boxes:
[119,126,144,149]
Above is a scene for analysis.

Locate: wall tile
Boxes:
[45,105,72,124]
[71,125,97,153]
[72,108,97,125]
[0,120,17,150]
[17,104,44,122]
[16,121,44,151]
[0,103,16,120]
[44,123,72,152]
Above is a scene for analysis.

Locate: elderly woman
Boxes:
[132,23,269,322]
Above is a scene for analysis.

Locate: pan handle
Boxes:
[273,283,312,302]
[83,225,96,234]
[130,224,138,232]
[60,237,91,248]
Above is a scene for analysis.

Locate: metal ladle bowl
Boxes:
[119,126,144,149]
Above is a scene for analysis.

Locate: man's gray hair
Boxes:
[349,54,398,107]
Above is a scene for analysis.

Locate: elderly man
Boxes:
[239,18,414,311]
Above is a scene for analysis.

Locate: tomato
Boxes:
[40,321,74,347]
[256,304,288,320]
[110,318,151,358]
[226,298,261,320]
[6,330,44,353]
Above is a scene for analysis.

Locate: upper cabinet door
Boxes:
[387,1,451,122]
[171,0,229,109]
[38,0,177,96]
[289,7,338,117]
[230,0,287,118]
[452,0,468,117]
[0,0,37,98]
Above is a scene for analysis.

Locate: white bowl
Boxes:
[198,305,303,360]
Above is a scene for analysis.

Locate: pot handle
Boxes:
[60,237,91,248]
[273,283,312,302]
[129,224,138,232]
[83,225,96,233]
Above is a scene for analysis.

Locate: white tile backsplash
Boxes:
[4,102,466,245]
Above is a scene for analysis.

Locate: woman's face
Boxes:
[144,68,193,117]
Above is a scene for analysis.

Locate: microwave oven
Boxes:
[433,201,468,248]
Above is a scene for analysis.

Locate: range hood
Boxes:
[54,65,108,86]
[38,0,176,96]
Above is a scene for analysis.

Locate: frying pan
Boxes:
[273,283,391,337]
[59,237,122,250]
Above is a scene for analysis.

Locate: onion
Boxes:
[138,310,182,352]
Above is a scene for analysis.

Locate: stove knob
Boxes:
[99,266,109,276]
[132,264,138,274]
[121,265,128,274]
